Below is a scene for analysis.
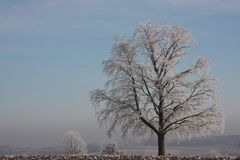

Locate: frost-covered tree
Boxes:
[102,143,120,155]
[63,130,87,154]
[90,22,224,155]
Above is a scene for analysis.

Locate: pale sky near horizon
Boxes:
[0,0,240,147]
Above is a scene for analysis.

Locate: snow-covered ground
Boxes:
[0,154,239,160]
[121,145,240,156]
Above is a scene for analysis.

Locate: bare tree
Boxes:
[63,130,87,154]
[90,22,224,155]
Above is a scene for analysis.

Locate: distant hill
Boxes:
[169,135,240,147]
[1,135,240,155]
[120,135,240,155]
[0,145,65,155]
[122,135,240,147]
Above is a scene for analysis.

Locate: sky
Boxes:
[0,0,240,147]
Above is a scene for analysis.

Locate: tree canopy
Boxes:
[90,22,224,155]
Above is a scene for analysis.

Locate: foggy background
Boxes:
[0,0,240,148]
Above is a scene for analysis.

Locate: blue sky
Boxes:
[0,0,240,147]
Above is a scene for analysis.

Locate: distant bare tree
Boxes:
[63,130,87,154]
[90,22,224,155]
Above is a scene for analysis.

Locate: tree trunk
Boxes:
[158,133,165,156]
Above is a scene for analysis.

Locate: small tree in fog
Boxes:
[64,130,87,154]
[102,144,120,155]
[90,22,224,155]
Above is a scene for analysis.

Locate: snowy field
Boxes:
[0,155,239,160]
[121,146,240,156]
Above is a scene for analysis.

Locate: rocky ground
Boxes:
[0,155,239,160]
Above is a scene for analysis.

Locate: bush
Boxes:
[102,144,121,155]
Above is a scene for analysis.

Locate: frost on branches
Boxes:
[63,130,87,154]
[90,22,224,155]
[102,144,121,155]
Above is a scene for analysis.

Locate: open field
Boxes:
[121,145,240,156]
[0,155,239,160]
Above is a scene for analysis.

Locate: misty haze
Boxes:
[0,0,240,159]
